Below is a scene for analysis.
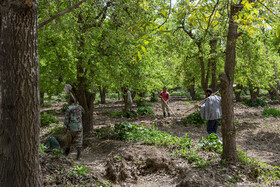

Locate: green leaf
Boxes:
[141,45,147,55]
[160,10,168,18]
[138,51,142,60]
[276,30,280,38]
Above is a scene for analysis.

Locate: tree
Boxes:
[0,0,42,186]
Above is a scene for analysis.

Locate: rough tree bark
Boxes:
[249,86,259,105]
[209,38,218,92]
[219,2,243,163]
[99,86,106,104]
[0,0,42,186]
[188,78,196,100]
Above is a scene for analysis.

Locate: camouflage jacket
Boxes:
[64,103,84,132]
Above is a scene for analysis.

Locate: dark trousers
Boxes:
[207,120,218,134]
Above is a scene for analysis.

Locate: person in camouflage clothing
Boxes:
[123,87,136,118]
[63,96,84,160]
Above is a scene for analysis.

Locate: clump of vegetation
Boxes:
[136,106,154,115]
[238,150,280,182]
[182,111,206,126]
[69,163,89,176]
[184,101,191,105]
[39,143,47,153]
[47,123,64,135]
[262,108,280,117]
[40,103,52,108]
[113,123,192,148]
[150,96,159,102]
[136,100,152,107]
[109,111,137,118]
[40,113,59,126]
[198,133,223,154]
[241,98,267,107]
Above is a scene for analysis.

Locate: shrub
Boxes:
[40,113,59,126]
[262,108,280,117]
[198,133,223,154]
[150,97,159,102]
[69,163,89,176]
[136,106,154,115]
[47,123,64,135]
[136,100,152,107]
[241,98,267,107]
[39,143,47,153]
[182,111,206,126]
[109,110,136,118]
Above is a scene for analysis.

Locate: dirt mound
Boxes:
[105,145,177,185]
[40,153,99,186]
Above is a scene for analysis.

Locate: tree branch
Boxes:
[39,0,88,29]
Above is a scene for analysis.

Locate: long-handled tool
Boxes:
[160,96,181,122]
[184,90,219,115]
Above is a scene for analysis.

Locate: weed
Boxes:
[136,101,152,107]
[40,113,59,126]
[262,108,280,117]
[198,133,223,154]
[184,101,191,105]
[53,148,63,157]
[69,163,89,176]
[40,143,47,153]
[47,123,64,135]
[150,97,159,102]
[109,111,136,118]
[136,106,154,115]
[241,98,267,107]
[182,111,206,126]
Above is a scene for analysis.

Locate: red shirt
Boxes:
[159,91,170,102]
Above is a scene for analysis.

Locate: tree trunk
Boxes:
[209,38,218,92]
[99,86,106,104]
[249,86,259,105]
[117,91,121,100]
[75,14,95,134]
[0,1,42,186]
[268,83,280,102]
[234,85,243,102]
[219,3,243,163]
[197,41,209,91]
[188,78,196,100]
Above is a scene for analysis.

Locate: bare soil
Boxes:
[40,96,280,186]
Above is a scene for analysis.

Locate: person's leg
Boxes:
[64,131,73,156]
[212,120,218,134]
[165,102,170,117]
[73,131,83,160]
[161,102,166,117]
[207,120,216,134]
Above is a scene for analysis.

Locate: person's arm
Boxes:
[166,93,170,103]
[158,92,162,98]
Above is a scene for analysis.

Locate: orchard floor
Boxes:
[40,96,280,186]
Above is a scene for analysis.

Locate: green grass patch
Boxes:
[40,113,59,126]
[262,108,280,117]
[182,111,206,126]
[184,101,191,105]
[241,98,267,107]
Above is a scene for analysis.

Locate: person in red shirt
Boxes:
[158,86,170,117]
